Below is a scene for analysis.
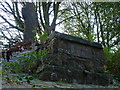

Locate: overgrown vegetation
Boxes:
[104,47,120,81]
[2,49,48,74]
[32,30,48,41]
[2,30,48,74]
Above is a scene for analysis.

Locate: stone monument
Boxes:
[37,32,112,86]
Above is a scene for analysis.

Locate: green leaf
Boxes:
[32,85,36,88]
[24,76,28,79]
[32,30,37,33]
[27,80,30,84]
[28,76,34,80]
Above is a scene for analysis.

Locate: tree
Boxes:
[38,2,61,34]
[0,1,61,44]
[60,2,120,49]
[60,2,95,41]
[92,2,120,48]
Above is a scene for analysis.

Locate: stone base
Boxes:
[35,53,112,86]
[37,64,112,86]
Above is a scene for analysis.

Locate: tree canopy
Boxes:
[60,2,120,49]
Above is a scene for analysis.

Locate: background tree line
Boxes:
[60,2,120,80]
[0,1,120,80]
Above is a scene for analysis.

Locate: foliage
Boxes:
[2,49,48,74]
[17,75,34,84]
[104,48,120,81]
[2,60,20,73]
[60,2,120,48]
[60,2,96,41]
[32,30,48,41]
[19,50,47,73]
[103,47,114,61]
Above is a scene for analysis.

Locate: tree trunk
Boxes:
[22,3,38,41]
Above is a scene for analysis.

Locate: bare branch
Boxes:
[51,2,61,31]
[0,15,24,32]
[0,30,12,43]
[39,2,45,30]
[56,16,74,25]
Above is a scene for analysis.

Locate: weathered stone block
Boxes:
[37,32,112,86]
[48,32,105,72]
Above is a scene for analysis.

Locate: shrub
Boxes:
[18,50,48,73]
[2,50,47,74]
[104,47,120,81]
